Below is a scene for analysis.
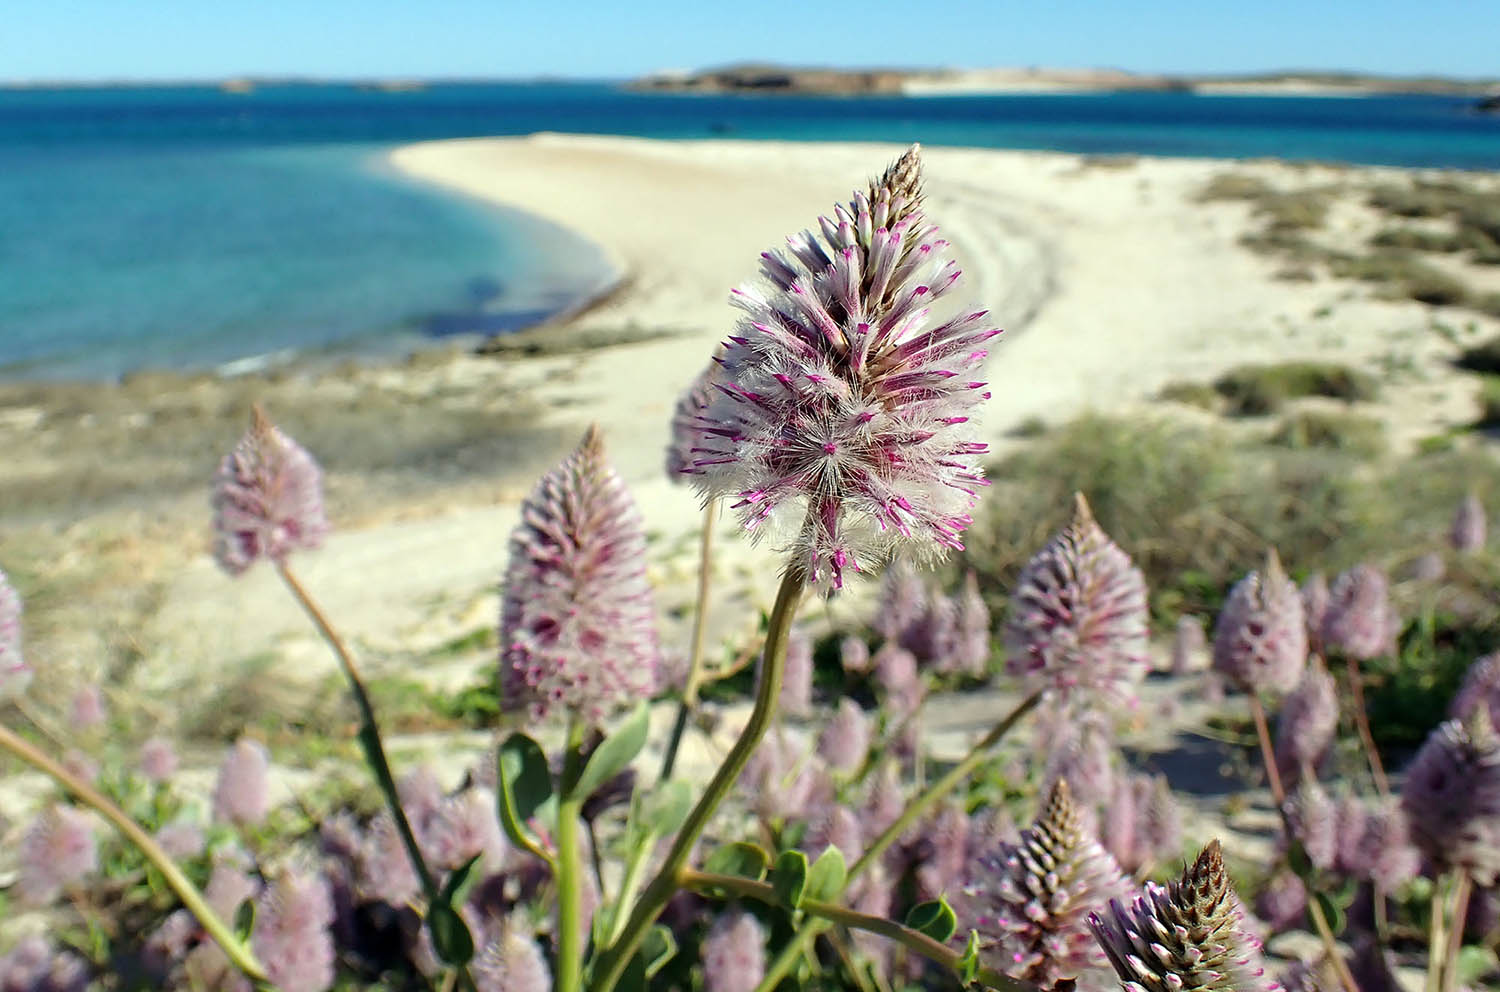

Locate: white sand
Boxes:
[128,134,1496,717]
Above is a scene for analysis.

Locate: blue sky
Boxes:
[4,0,1497,83]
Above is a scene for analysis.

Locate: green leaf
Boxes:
[571,703,650,801]
[232,898,256,942]
[640,780,693,838]
[429,902,475,966]
[905,897,958,943]
[435,854,483,915]
[803,846,846,904]
[956,930,981,984]
[497,733,555,862]
[703,841,771,880]
[771,849,809,910]
[1455,945,1499,987]
[1311,889,1346,937]
[642,924,678,979]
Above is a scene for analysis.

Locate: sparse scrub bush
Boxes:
[1476,375,1500,428]
[4,147,1500,992]
[1456,334,1500,374]
[1269,409,1387,457]
[1213,360,1379,416]
[1156,379,1221,410]
[1328,250,1471,306]
[1371,225,1465,253]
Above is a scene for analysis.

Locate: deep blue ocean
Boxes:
[2,81,1496,380]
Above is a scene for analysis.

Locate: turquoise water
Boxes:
[1,82,1495,380]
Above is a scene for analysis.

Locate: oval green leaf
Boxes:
[571,703,650,802]
[905,897,958,943]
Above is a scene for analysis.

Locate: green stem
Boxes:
[1427,876,1448,992]
[277,563,474,989]
[557,720,588,992]
[755,688,1043,992]
[591,567,806,992]
[679,869,1040,992]
[0,723,268,983]
[1248,694,1359,992]
[660,500,718,782]
[1442,870,1472,992]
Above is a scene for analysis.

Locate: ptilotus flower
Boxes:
[840,634,872,675]
[474,920,553,992]
[1040,709,1116,809]
[0,566,31,698]
[1089,840,1280,992]
[359,810,421,905]
[955,569,992,677]
[803,803,865,862]
[1102,774,1183,876]
[1274,658,1338,785]
[1171,614,1207,675]
[252,868,336,992]
[903,592,960,670]
[873,642,924,714]
[1285,781,1337,872]
[1005,493,1149,708]
[213,737,270,827]
[139,736,179,783]
[1451,491,1487,553]
[1400,706,1500,885]
[500,426,660,723]
[779,628,814,717]
[818,698,872,773]
[154,820,206,859]
[1353,799,1420,890]
[665,353,725,481]
[69,684,106,730]
[874,557,928,641]
[205,860,261,922]
[0,935,89,992]
[702,909,767,992]
[211,405,328,576]
[17,805,98,905]
[1453,651,1500,727]
[958,780,1129,990]
[686,145,1000,589]
[1320,564,1398,661]
[1255,870,1307,934]
[1212,548,1306,695]
[424,788,509,872]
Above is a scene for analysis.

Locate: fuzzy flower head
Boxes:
[1004,493,1150,708]
[685,146,1000,589]
[17,805,98,905]
[0,567,30,699]
[665,353,725,481]
[252,868,336,992]
[211,406,328,576]
[818,698,872,774]
[1451,492,1486,553]
[1400,706,1500,885]
[1171,615,1207,675]
[1320,564,1398,661]
[1212,548,1307,695]
[703,909,768,992]
[140,736,179,783]
[1453,651,1500,728]
[1275,658,1338,786]
[474,920,552,992]
[213,737,271,827]
[958,779,1130,989]
[500,427,660,723]
[1089,840,1281,992]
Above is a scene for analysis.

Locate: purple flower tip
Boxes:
[211,406,328,576]
[1212,548,1306,695]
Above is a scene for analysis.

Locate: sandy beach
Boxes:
[3,131,1499,774]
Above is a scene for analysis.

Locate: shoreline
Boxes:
[3,133,1499,730]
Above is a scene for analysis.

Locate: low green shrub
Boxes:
[1213,361,1379,416]
[1268,410,1386,457]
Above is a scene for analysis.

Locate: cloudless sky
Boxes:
[3,0,1497,84]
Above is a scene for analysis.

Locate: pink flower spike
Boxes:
[0,567,31,699]
[500,426,660,724]
[211,406,328,576]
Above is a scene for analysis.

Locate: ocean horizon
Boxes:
[2,81,1496,382]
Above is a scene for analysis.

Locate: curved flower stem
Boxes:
[276,563,474,989]
[679,869,1040,992]
[590,567,806,992]
[1343,653,1390,796]
[754,688,1043,992]
[1247,694,1359,992]
[1427,879,1448,992]
[1441,870,1473,992]
[0,723,267,983]
[660,500,719,782]
[557,720,588,992]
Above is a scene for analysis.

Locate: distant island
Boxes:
[629,64,1500,101]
